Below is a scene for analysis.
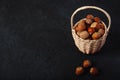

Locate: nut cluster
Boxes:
[74,14,105,40]
[75,59,99,76]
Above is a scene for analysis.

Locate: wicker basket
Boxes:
[71,6,111,54]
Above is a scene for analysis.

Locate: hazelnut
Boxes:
[85,18,93,24]
[90,22,98,28]
[95,23,102,31]
[90,67,99,75]
[94,17,101,22]
[92,32,102,40]
[95,23,105,31]
[75,26,81,32]
[98,29,105,36]
[75,20,86,32]
[75,66,84,75]
[77,31,89,39]
[83,59,91,68]
[88,27,95,35]
[99,23,105,29]
[86,14,94,19]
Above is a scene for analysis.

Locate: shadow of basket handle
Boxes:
[71,6,111,32]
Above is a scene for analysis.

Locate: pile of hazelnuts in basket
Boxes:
[75,14,105,40]
[75,59,99,76]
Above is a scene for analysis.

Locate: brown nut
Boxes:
[88,27,95,35]
[77,31,89,39]
[94,17,101,22]
[77,20,86,31]
[86,14,94,19]
[83,59,91,68]
[90,22,98,28]
[86,18,93,24]
[92,32,102,40]
[98,29,105,36]
[95,23,105,31]
[75,66,84,75]
[74,20,86,32]
[95,23,102,31]
[99,23,105,30]
[75,26,81,32]
[90,67,99,75]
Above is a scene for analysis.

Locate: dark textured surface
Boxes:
[0,0,120,80]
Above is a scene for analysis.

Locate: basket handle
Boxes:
[71,6,111,32]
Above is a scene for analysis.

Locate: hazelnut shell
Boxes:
[75,66,84,75]
[98,29,105,36]
[86,14,94,19]
[86,19,93,24]
[90,67,99,75]
[88,27,95,35]
[75,20,86,32]
[95,23,105,31]
[90,22,98,28]
[83,59,91,68]
[92,32,102,40]
[77,31,89,39]
[94,17,101,22]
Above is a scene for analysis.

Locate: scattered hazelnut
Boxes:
[86,18,93,24]
[94,17,101,22]
[88,27,95,35]
[90,22,98,28]
[98,29,105,36]
[83,59,91,68]
[86,14,94,19]
[90,67,99,75]
[92,32,101,40]
[75,66,84,75]
[77,31,89,39]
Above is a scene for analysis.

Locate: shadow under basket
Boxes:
[71,6,111,54]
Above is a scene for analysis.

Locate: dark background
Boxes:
[0,0,120,80]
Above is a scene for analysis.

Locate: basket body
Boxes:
[72,20,108,54]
